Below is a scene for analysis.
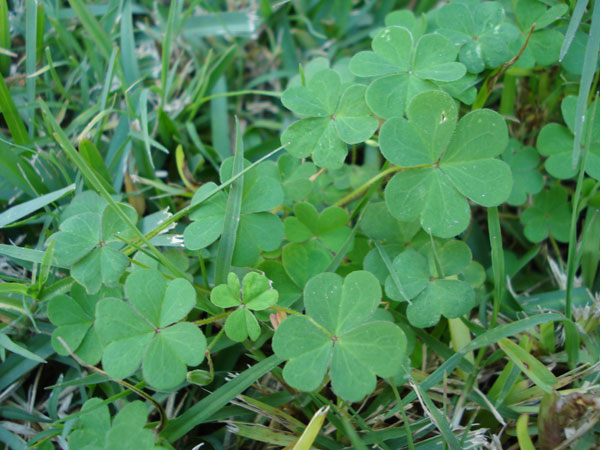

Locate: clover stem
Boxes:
[207,326,225,352]
[333,162,433,207]
[56,337,167,432]
[193,311,232,327]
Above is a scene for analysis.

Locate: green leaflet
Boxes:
[520,186,571,243]
[273,271,407,402]
[435,1,520,73]
[280,68,378,169]
[183,159,284,266]
[210,272,279,342]
[48,191,138,294]
[382,90,511,238]
[349,26,466,118]
[95,269,206,390]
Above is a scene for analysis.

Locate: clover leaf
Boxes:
[68,398,163,450]
[272,271,406,402]
[520,186,571,243]
[537,96,600,180]
[281,68,378,169]
[210,272,278,342]
[502,139,544,206]
[382,90,511,238]
[183,159,284,266]
[435,1,519,74]
[510,0,567,68]
[48,283,120,365]
[49,191,138,294]
[95,269,206,390]
[349,26,466,118]
[384,241,476,328]
[284,202,351,252]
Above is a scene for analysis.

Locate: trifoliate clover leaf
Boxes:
[537,96,600,180]
[68,398,163,450]
[210,272,278,342]
[502,139,544,206]
[384,244,476,328]
[49,191,138,294]
[510,0,567,68]
[183,159,284,266]
[520,186,571,243]
[381,90,511,238]
[349,26,466,118]
[281,68,378,169]
[272,271,407,402]
[435,1,520,74]
[284,202,351,252]
[95,269,206,390]
[48,283,120,365]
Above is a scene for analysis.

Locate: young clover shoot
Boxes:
[210,272,279,342]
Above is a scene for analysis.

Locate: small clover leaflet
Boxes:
[68,398,164,450]
[435,1,520,74]
[349,26,466,118]
[381,90,511,238]
[384,241,476,328]
[49,191,138,294]
[284,202,352,252]
[520,186,571,243]
[210,272,278,342]
[183,159,284,266]
[281,68,378,169]
[278,153,317,205]
[282,240,333,289]
[48,283,120,365]
[502,139,544,206]
[536,96,600,180]
[511,0,568,68]
[272,271,407,402]
[95,269,206,390]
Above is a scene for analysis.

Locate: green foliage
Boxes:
[210,272,278,342]
[281,68,378,168]
[349,26,466,118]
[382,90,511,237]
[48,191,138,294]
[68,399,164,450]
[95,269,206,389]
[3,0,600,448]
[273,271,406,401]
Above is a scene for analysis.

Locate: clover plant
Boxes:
[8,1,600,447]
[380,90,511,237]
[48,191,138,294]
[273,271,407,402]
[95,268,206,389]
[210,272,278,342]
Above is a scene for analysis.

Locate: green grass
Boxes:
[0,1,599,449]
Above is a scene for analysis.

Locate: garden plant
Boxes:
[1,0,600,448]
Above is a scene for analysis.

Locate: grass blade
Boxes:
[570,0,600,169]
[559,0,589,62]
[498,338,557,393]
[0,0,9,76]
[25,0,37,137]
[488,206,505,327]
[160,355,284,441]
[210,76,231,161]
[120,0,139,86]
[160,0,182,107]
[0,183,75,228]
[67,0,112,61]
[0,333,46,363]
[0,74,30,145]
[214,117,243,285]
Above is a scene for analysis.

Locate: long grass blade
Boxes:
[0,0,9,76]
[67,0,112,61]
[488,207,505,327]
[0,74,29,145]
[559,0,589,62]
[25,0,37,137]
[0,183,75,228]
[214,117,244,285]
